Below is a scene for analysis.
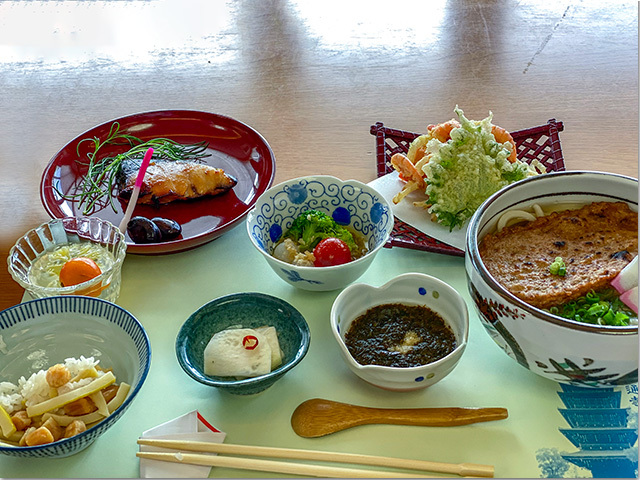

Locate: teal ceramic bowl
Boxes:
[176,293,310,395]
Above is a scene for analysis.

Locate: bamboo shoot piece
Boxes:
[42,382,130,426]
[26,372,115,417]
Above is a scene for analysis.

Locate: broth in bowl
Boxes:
[478,200,638,326]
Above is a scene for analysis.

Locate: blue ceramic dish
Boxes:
[0,296,151,458]
[246,176,393,291]
[176,293,310,395]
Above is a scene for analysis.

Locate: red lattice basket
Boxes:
[370,119,566,256]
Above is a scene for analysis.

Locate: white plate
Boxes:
[368,172,468,251]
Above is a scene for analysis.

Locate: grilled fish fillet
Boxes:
[479,201,638,309]
[117,158,237,205]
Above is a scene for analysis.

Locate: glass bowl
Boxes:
[7,217,127,303]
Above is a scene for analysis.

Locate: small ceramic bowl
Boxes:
[7,217,127,303]
[246,176,394,291]
[466,171,638,387]
[176,293,310,395]
[0,296,151,458]
[331,273,469,391]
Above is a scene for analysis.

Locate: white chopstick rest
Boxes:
[138,411,226,479]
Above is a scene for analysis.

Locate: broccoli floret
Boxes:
[284,210,358,255]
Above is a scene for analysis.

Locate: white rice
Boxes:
[0,382,22,413]
[0,356,100,414]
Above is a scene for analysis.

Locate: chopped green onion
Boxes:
[546,288,636,326]
[614,311,630,325]
[549,257,567,276]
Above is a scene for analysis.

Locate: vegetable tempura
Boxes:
[391,106,545,230]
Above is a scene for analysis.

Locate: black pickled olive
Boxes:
[127,216,162,244]
[151,217,182,241]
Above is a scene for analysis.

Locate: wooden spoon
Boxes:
[291,398,508,438]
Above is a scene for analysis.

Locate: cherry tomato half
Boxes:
[313,238,352,267]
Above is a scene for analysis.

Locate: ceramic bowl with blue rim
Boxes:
[466,171,638,388]
[246,176,394,291]
[0,296,151,458]
[176,292,310,395]
[330,273,469,391]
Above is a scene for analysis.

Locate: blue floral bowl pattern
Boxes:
[0,296,151,458]
[246,176,394,291]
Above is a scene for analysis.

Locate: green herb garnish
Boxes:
[549,257,567,276]
[59,122,211,214]
[548,288,636,326]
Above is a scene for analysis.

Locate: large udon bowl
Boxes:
[465,171,638,388]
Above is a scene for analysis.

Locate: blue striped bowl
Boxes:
[0,296,151,457]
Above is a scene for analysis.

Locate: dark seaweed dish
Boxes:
[344,303,456,367]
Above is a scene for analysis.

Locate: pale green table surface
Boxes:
[1,222,635,478]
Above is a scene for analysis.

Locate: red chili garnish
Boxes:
[242,335,259,350]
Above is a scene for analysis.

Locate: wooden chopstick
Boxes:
[136,439,494,477]
[137,451,452,478]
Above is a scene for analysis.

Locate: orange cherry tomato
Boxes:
[59,257,102,287]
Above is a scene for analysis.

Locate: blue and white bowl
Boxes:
[466,171,638,387]
[0,296,151,458]
[246,176,394,291]
[331,273,469,391]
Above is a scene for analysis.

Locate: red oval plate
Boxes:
[40,110,276,254]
